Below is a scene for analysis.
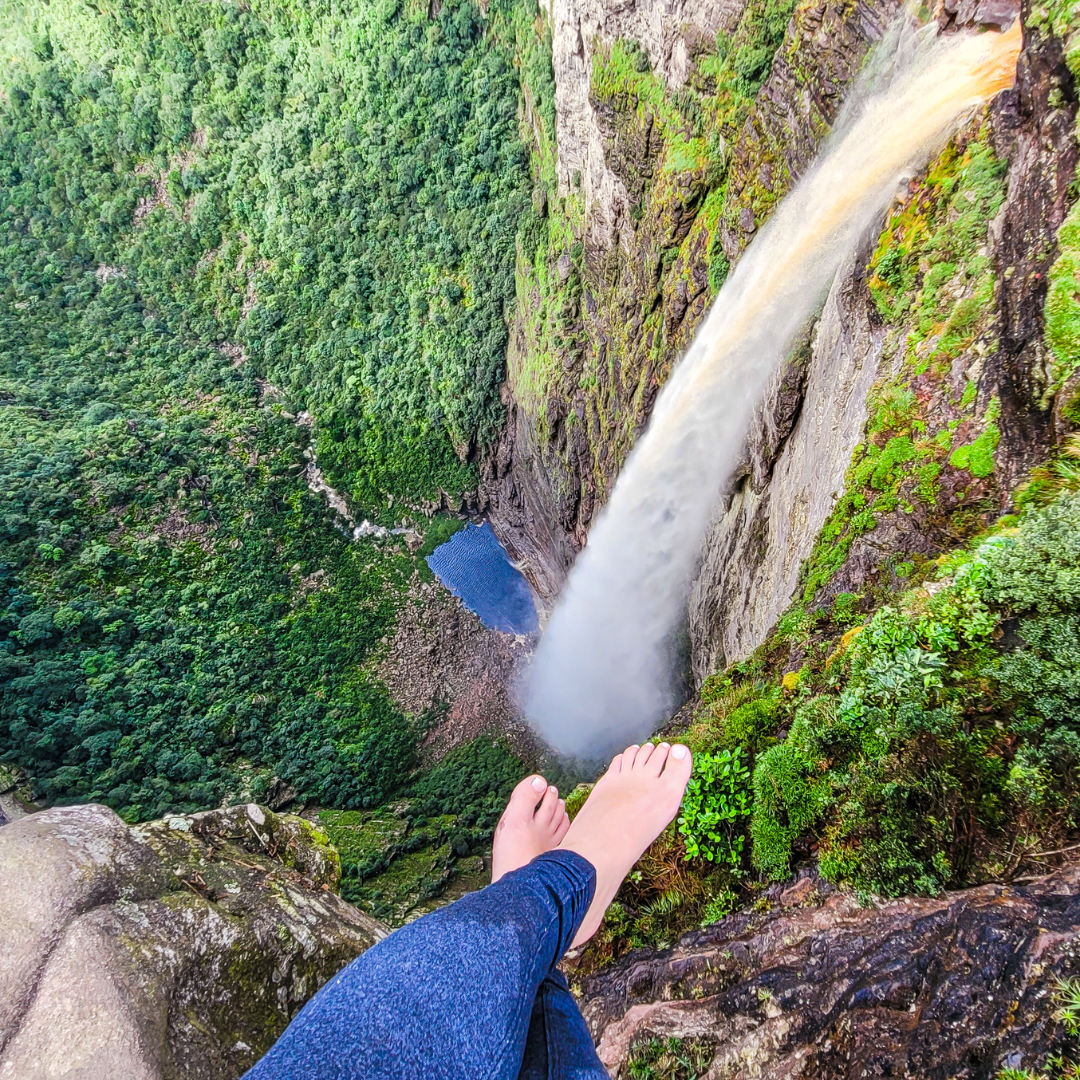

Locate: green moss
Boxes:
[800,433,933,603]
[868,137,1005,357]
[950,421,1000,477]
[1045,200,1080,386]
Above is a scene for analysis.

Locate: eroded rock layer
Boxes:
[0,804,386,1080]
[578,865,1080,1078]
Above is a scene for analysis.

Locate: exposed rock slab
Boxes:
[688,251,885,681]
[579,865,1080,1078]
[541,0,744,250]
[0,803,387,1080]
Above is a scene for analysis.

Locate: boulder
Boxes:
[0,803,387,1080]
[577,865,1080,1078]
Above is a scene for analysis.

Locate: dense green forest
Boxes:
[0,0,552,821]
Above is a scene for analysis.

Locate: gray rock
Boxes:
[688,248,884,679]
[0,803,388,1080]
[578,865,1080,1078]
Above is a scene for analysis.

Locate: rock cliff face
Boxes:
[0,803,386,1080]
[577,864,1080,1078]
[541,0,744,251]
[486,0,1080,695]
[687,253,885,680]
[689,7,1078,676]
[481,0,908,604]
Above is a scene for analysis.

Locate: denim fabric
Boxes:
[516,971,610,1080]
[244,849,609,1080]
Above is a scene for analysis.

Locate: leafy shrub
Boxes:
[750,739,825,879]
[406,736,524,838]
[678,748,751,867]
[983,492,1080,822]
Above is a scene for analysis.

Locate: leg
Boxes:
[518,971,609,1080]
[243,849,595,1080]
[246,744,692,1080]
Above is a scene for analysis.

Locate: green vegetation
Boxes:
[677,747,750,868]
[1021,433,1080,506]
[761,492,1080,895]
[626,1036,715,1080]
[0,0,549,821]
[319,736,527,922]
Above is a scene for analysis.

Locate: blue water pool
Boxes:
[427,522,538,634]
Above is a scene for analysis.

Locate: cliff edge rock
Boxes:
[0,803,387,1080]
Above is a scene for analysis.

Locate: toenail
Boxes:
[660,742,670,748]
[549,786,558,796]
[531,776,546,791]
[671,744,688,759]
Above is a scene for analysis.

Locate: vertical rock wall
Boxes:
[689,4,1078,677]
[488,0,1079,694]
[482,0,902,606]
[688,252,886,681]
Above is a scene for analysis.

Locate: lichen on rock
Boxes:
[0,803,387,1080]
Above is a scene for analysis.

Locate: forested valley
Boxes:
[0,0,553,833]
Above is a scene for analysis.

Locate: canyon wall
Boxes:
[483,0,905,606]
[484,0,1079,689]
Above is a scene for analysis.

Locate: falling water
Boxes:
[524,19,1023,757]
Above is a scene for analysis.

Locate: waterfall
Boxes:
[523,19,1023,757]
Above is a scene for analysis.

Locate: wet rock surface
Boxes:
[0,803,387,1080]
[578,865,1080,1078]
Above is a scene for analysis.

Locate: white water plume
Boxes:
[524,18,1022,758]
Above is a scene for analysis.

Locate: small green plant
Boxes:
[1054,977,1080,1037]
[700,888,738,927]
[993,978,1080,1078]
[626,1036,715,1080]
[1019,434,1080,507]
[678,748,752,868]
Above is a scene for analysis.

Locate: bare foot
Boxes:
[557,742,692,948]
[491,774,570,883]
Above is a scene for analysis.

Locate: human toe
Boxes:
[662,745,693,789]
[642,742,670,777]
[535,785,560,828]
[632,743,655,769]
[506,774,548,819]
[553,806,570,845]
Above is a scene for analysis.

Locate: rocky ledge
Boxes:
[0,803,387,1080]
[578,866,1080,1078]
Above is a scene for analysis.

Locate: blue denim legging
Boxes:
[244,850,609,1079]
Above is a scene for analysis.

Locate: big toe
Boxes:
[504,774,548,821]
[661,745,693,791]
